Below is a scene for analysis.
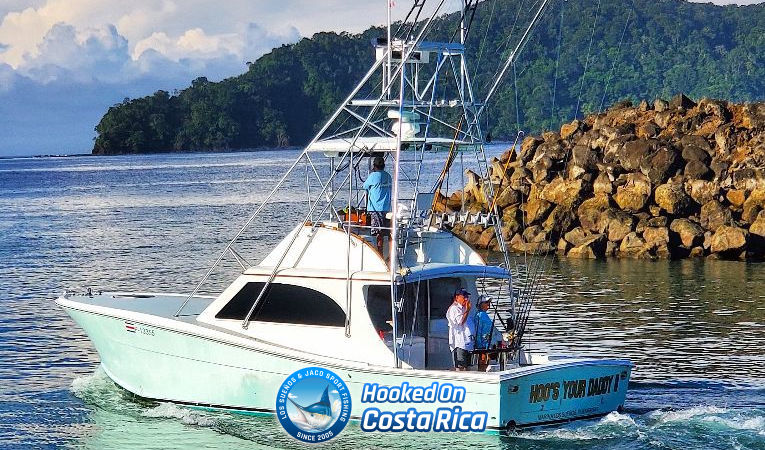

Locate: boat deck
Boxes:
[60,292,214,322]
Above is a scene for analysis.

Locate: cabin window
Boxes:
[365,285,393,332]
[427,277,462,318]
[216,282,346,327]
[365,277,461,331]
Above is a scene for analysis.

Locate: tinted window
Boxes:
[216,282,346,327]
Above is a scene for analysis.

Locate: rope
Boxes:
[550,0,564,129]
[599,8,633,113]
[430,118,464,210]
[481,0,528,94]
[488,130,524,212]
[471,0,498,82]
[573,0,602,119]
[513,61,521,133]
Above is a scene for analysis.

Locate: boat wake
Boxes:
[511,406,765,447]
[70,369,764,447]
[142,403,218,427]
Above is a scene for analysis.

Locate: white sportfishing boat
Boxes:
[58,0,632,430]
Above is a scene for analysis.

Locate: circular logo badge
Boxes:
[276,367,352,444]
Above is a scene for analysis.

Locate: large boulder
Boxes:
[709,155,730,181]
[751,211,765,238]
[732,167,760,192]
[522,224,548,243]
[604,135,635,164]
[655,180,691,215]
[563,227,589,246]
[494,185,521,209]
[742,189,765,224]
[560,119,581,140]
[462,224,484,244]
[670,219,704,248]
[519,136,543,163]
[687,180,719,206]
[577,193,612,232]
[749,211,765,256]
[679,134,712,154]
[599,209,635,242]
[700,200,732,231]
[684,160,712,180]
[536,136,567,160]
[613,173,651,213]
[488,158,511,185]
[531,156,554,183]
[670,93,696,110]
[643,226,670,246]
[640,146,679,185]
[618,232,650,258]
[510,233,554,254]
[710,225,748,256]
[644,227,672,258]
[542,205,576,233]
[541,177,586,208]
[741,103,765,130]
[464,170,486,206]
[681,145,711,163]
[593,172,614,195]
[567,234,607,259]
[619,139,656,171]
[524,184,553,224]
[476,227,496,249]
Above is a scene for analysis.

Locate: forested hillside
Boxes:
[92,0,765,154]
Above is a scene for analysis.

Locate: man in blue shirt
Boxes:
[474,295,497,350]
[474,295,500,371]
[363,156,392,253]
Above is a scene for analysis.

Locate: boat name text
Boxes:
[529,374,621,404]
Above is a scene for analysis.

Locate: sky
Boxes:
[0,0,763,156]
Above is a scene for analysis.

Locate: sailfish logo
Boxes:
[288,385,339,432]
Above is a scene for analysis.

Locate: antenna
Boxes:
[386,0,392,97]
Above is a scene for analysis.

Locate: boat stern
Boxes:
[497,357,632,428]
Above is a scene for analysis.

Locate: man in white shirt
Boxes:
[446,288,475,371]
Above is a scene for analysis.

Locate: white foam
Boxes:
[142,402,217,427]
[600,411,638,428]
[518,412,639,441]
[649,406,728,424]
[702,415,765,431]
[70,368,113,397]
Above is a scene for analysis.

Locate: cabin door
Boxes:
[425,277,462,370]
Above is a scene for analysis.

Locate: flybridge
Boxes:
[176,0,554,369]
[372,38,465,64]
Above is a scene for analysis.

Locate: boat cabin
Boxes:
[196,223,511,370]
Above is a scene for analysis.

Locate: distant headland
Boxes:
[90,0,765,156]
[446,95,765,260]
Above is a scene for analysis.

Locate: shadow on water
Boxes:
[0,152,763,449]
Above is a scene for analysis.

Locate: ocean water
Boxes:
[0,150,763,449]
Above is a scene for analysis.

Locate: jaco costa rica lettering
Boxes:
[359,382,488,432]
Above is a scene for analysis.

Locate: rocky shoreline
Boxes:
[439,95,765,260]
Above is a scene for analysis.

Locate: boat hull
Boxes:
[61,302,631,430]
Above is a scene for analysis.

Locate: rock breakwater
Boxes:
[440,95,765,260]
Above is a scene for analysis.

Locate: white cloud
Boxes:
[18,23,131,84]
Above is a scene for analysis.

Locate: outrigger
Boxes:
[57,0,631,430]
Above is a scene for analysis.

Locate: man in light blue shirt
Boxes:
[363,156,392,253]
[474,296,497,349]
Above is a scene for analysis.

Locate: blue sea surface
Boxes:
[0,150,763,449]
